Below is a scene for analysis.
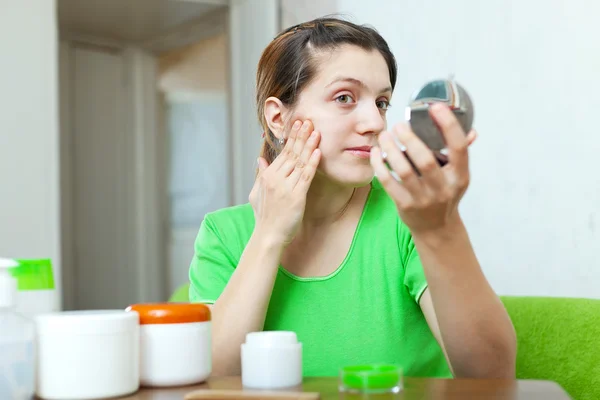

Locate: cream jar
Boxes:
[126,303,212,387]
[34,310,139,400]
[241,331,303,389]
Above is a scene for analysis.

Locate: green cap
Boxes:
[9,259,55,291]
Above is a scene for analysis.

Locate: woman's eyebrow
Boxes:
[326,76,392,94]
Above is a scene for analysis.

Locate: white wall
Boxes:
[0,1,62,307]
[337,0,600,298]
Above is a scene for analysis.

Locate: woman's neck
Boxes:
[301,174,366,227]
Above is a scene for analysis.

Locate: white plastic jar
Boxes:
[34,310,139,400]
[126,303,212,387]
[241,331,302,389]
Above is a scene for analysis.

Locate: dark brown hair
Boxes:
[256,16,398,163]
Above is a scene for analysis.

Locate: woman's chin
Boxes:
[318,166,374,188]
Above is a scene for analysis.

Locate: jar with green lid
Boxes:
[339,364,403,396]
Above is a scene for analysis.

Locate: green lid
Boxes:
[9,259,55,290]
[340,364,402,392]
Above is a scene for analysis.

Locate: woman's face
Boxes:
[290,44,392,187]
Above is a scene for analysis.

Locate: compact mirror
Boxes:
[405,78,474,166]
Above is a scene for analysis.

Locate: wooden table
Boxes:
[116,376,572,400]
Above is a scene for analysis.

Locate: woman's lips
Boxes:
[345,146,372,159]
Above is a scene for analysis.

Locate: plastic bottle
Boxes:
[11,258,57,319]
[0,258,36,400]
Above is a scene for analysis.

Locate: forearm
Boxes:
[413,218,517,379]
[211,228,283,376]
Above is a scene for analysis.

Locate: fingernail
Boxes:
[293,120,301,130]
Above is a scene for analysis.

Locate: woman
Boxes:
[189,17,516,379]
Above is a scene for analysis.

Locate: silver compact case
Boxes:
[405,78,474,166]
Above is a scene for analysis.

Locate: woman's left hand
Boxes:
[370,103,477,237]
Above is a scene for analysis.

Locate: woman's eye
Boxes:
[335,94,354,104]
[377,100,391,110]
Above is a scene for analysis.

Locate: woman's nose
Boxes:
[356,102,385,135]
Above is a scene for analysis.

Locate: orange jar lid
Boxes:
[126,303,211,324]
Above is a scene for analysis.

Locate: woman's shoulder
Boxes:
[205,202,254,221]
[203,203,255,233]
[197,203,255,257]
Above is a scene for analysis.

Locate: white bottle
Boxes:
[0,258,36,400]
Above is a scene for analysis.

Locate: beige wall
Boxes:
[0,1,61,308]
[158,33,227,94]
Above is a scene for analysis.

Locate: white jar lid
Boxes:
[35,310,139,335]
[244,331,299,348]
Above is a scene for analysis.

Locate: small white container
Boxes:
[34,310,139,400]
[241,331,302,389]
[126,303,212,387]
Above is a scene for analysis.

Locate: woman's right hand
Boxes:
[249,120,321,246]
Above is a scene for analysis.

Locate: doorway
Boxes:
[58,0,279,310]
[157,34,231,296]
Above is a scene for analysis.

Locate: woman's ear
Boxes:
[264,97,288,139]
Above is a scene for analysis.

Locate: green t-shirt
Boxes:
[189,179,451,378]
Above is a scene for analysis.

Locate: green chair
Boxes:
[170,284,598,399]
[501,296,600,400]
[169,282,191,303]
